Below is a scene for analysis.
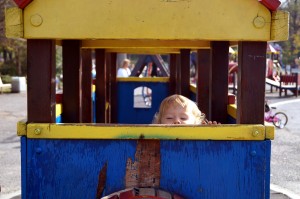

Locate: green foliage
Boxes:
[277,0,300,67]
[0,74,12,83]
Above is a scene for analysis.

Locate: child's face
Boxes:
[160,104,196,124]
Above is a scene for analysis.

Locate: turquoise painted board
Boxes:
[23,139,271,198]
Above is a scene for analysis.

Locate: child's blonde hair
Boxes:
[121,58,130,68]
[153,94,205,124]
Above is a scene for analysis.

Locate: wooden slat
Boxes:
[95,49,106,123]
[237,41,267,124]
[105,53,111,123]
[27,39,56,123]
[62,40,81,123]
[81,49,93,123]
[169,54,177,95]
[197,49,211,120]
[211,41,229,123]
[179,49,190,98]
[110,53,118,123]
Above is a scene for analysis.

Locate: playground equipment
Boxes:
[6,0,288,198]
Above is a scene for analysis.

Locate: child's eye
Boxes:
[181,117,188,120]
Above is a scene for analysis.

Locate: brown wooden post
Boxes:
[110,53,118,123]
[81,49,93,123]
[211,41,229,123]
[27,39,56,123]
[95,49,106,123]
[197,49,212,120]
[169,54,177,95]
[180,49,191,98]
[237,42,267,124]
[105,53,111,123]
[62,40,82,123]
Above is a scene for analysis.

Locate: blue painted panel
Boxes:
[227,115,236,124]
[26,139,137,198]
[117,82,169,124]
[21,137,27,199]
[55,115,62,123]
[24,139,270,199]
[190,91,196,102]
[159,140,271,199]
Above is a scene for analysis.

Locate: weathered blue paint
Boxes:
[227,115,236,124]
[117,81,169,124]
[21,136,27,199]
[55,115,62,123]
[23,138,271,199]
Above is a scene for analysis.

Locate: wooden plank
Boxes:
[110,53,118,123]
[21,0,273,41]
[26,123,268,141]
[62,40,81,123]
[5,7,23,38]
[25,139,271,198]
[81,49,93,123]
[169,54,177,95]
[27,39,56,122]
[197,49,211,120]
[271,11,289,41]
[211,41,229,123]
[179,49,191,98]
[237,42,267,124]
[105,53,111,123]
[95,49,106,123]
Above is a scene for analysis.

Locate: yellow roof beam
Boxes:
[6,0,289,44]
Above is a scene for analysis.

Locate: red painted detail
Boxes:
[119,190,135,199]
[228,93,236,105]
[56,93,63,103]
[12,0,280,12]
[107,195,119,199]
[258,0,281,11]
[173,194,185,199]
[13,0,33,9]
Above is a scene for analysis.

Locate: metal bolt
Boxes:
[35,147,42,154]
[30,14,43,27]
[252,130,259,137]
[253,16,265,28]
[250,150,257,156]
[34,128,41,135]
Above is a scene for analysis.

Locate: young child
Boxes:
[153,94,205,124]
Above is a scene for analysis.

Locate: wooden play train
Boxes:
[6,0,288,198]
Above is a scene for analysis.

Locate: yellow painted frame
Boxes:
[117,77,169,82]
[17,121,274,140]
[5,0,289,44]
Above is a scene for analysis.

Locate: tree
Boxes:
[276,0,300,67]
[0,0,27,76]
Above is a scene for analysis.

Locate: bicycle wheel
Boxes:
[272,112,288,128]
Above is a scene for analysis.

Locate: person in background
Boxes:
[117,58,131,77]
[153,94,218,125]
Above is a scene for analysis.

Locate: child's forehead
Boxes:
[164,101,191,111]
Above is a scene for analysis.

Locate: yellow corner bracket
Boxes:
[5,7,23,38]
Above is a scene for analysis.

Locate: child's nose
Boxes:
[173,119,181,124]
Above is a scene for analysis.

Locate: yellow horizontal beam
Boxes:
[18,122,274,140]
[13,0,275,42]
[82,40,211,50]
[117,77,169,82]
